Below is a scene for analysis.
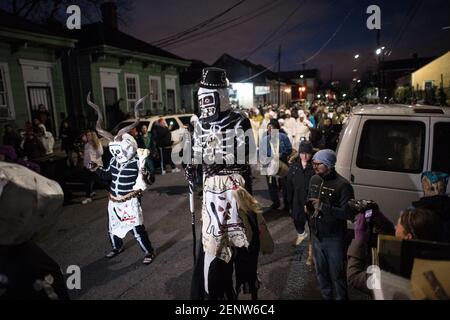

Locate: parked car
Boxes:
[111,113,193,154]
[335,104,450,223]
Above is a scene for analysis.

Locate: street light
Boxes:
[317,94,321,98]
[343,93,347,98]
[300,74,304,79]
[354,54,360,59]
[376,48,382,55]
[357,79,361,83]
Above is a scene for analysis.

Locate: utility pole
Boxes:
[277,45,281,107]
[376,29,382,100]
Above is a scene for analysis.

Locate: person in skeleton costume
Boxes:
[87,94,156,265]
[185,68,273,300]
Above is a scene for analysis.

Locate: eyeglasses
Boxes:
[312,161,323,167]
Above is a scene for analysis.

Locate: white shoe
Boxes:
[82,198,92,204]
[172,168,181,173]
[294,231,307,246]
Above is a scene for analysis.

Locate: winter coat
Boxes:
[37,124,54,155]
[412,195,450,242]
[308,169,354,239]
[152,124,172,148]
[346,239,372,296]
[260,130,292,163]
[287,160,315,222]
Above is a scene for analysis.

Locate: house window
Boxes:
[432,122,450,175]
[0,64,13,119]
[125,74,140,111]
[149,76,161,102]
[424,80,434,90]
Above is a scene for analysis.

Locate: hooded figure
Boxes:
[87,94,156,265]
[184,68,273,300]
[37,124,54,155]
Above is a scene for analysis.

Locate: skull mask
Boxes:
[108,133,137,163]
[198,67,231,123]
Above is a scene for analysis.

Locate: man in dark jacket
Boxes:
[152,119,178,173]
[306,149,354,300]
[287,141,315,246]
[319,118,339,151]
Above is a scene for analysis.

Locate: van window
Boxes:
[432,122,450,175]
[111,121,149,135]
[356,120,425,173]
[165,117,179,132]
[179,116,191,126]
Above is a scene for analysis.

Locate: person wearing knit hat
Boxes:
[287,140,314,248]
[306,148,354,300]
[312,149,336,169]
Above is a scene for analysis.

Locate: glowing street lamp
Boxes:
[300,74,304,79]
[376,48,382,55]
[354,54,360,59]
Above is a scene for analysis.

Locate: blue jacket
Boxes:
[261,130,292,162]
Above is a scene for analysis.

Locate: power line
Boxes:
[245,0,341,56]
[151,0,247,46]
[388,0,423,51]
[243,0,305,60]
[163,0,284,50]
[297,7,354,64]
[237,60,279,83]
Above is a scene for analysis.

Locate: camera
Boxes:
[348,199,379,220]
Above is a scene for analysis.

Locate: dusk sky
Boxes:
[119,0,449,81]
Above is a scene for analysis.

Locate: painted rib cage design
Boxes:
[192,112,246,165]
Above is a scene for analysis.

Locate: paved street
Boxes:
[37,167,324,300]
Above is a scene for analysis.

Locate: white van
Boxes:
[335,104,450,223]
[111,113,193,154]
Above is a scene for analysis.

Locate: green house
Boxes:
[66,3,191,130]
[0,9,76,137]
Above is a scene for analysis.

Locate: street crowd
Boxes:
[1,90,449,301]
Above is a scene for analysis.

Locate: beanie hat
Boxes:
[312,149,336,168]
[299,141,313,154]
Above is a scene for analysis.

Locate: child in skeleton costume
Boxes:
[87,95,156,265]
[185,68,273,300]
